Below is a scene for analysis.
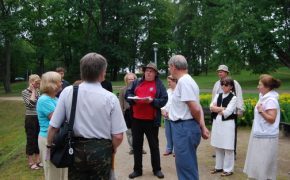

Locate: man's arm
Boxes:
[118,88,125,113]
[234,80,244,114]
[112,133,124,153]
[47,126,58,146]
[211,81,219,103]
[199,106,210,139]
[186,101,201,122]
[186,101,210,139]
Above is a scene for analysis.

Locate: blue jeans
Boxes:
[164,119,174,153]
[172,119,201,180]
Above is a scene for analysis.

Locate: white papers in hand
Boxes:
[128,96,150,100]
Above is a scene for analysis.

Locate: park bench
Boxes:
[280,122,290,137]
[203,107,212,126]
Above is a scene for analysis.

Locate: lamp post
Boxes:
[152,42,158,67]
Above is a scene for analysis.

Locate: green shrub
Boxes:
[200,93,290,126]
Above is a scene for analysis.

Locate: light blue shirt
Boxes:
[36,94,58,137]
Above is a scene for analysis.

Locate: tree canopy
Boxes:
[1,0,289,92]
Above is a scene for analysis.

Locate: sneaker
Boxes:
[221,172,233,176]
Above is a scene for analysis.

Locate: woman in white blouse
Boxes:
[210,77,237,177]
[244,74,281,180]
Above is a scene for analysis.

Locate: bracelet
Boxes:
[46,145,52,148]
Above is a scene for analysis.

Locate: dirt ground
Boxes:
[114,127,290,180]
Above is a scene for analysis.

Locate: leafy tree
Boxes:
[11,40,36,80]
[174,0,215,75]
[207,0,290,73]
[140,0,176,74]
[0,0,22,92]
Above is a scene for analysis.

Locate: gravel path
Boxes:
[0,96,22,101]
[114,128,290,180]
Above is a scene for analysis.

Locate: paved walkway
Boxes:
[0,96,22,101]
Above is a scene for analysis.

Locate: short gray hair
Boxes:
[168,55,188,70]
[80,53,107,82]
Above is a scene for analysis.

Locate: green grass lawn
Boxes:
[193,67,290,91]
[0,101,43,179]
[1,67,289,96]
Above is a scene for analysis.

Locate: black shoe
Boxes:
[154,171,164,179]
[129,150,134,155]
[129,171,142,179]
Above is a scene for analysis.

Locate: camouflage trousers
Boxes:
[69,138,112,180]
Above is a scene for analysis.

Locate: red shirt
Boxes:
[133,80,156,120]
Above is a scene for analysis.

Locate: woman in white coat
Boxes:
[244,74,281,180]
[210,77,237,177]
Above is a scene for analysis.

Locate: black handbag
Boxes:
[50,85,78,168]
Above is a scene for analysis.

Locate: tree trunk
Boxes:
[274,44,290,68]
[111,66,118,81]
[268,32,290,68]
[37,54,45,75]
[3,38,11,93]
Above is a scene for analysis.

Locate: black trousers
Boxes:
[25,115,40,155]
[131,119,161,173]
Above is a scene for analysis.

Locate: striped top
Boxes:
[22,88,40,116]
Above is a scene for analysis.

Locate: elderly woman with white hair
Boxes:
[22,74,41,170]
[119,73,138,154]
[36,71,67,180]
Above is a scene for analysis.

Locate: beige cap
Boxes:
[217,65,229,73]
[142,62,158,73]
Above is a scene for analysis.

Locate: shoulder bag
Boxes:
[50,85,78,168]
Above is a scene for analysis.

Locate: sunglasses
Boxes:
[221,83,230,87]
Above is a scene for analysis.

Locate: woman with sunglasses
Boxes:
[209,77,237,177]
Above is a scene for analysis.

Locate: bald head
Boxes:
[168,55,188,70]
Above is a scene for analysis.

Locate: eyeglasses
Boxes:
[221,83,229,87]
